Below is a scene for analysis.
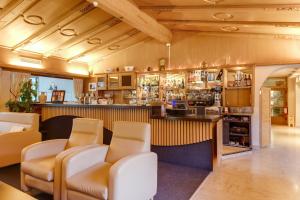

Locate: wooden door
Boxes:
[260,87,271,147]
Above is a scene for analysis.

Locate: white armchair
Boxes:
[21,118,104,200]
[61,121,158,200]
[0,112,41,168]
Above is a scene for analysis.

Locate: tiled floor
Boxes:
[191,125,300,200]
[222,145,251,155]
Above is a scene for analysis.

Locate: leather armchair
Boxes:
[61,121,157,200]
[0,112,41,167]
[21,118,103,200]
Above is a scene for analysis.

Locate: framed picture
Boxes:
[51,90,65,103]
[89,82,97,91]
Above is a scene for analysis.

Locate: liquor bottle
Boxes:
[247,75,252,86]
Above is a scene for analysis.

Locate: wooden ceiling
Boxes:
[0,0,300,66]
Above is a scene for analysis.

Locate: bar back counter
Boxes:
[35,104,223,171]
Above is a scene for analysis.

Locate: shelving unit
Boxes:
[223,114,251,148]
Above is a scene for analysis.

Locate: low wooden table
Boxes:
[0,182,37,200]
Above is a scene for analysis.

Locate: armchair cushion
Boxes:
[22,156,56,181]
[66,118,103,148]
[66,162,111,200]
[0,121,31,133]
[9,125,25,132]
[106,138,148,163]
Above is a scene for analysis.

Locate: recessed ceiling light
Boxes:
[213,12,233,21]
[108,45,120,51]
[203,0,223,4]
[92,1,98,7]
[221,26,239,32]
[87,37,102,45]
[60,28,77,37]
[23,14,45,25]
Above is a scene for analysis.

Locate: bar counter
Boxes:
[35,103,222,146]
[34,103,223,170]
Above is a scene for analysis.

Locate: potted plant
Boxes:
[5,79,37,113]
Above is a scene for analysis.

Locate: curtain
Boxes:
[73,78,83,100]
[10,72,31,99]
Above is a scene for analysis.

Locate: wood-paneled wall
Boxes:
[41,106,215,146]
[94,31,300,73]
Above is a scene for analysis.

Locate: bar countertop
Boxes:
[34,103,152,109]
[151,114,223,122]
[34,103,223,122]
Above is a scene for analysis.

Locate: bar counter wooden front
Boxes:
[35,103,223,170]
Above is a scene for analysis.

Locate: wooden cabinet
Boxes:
[107,72,136,90]
[225,87,252,107]
[96,74,107,90]
[120,72,136,89]
[108,73,120,90]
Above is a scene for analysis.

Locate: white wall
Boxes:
[288,77,296,126]
[296,82,300,127]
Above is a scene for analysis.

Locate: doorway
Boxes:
[260,67,299,147]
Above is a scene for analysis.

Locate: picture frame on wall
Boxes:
[89,82,97,91]
[51,90,65,103]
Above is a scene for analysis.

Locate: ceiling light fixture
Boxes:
[221,26,239,32]
[11,56,43,69]
[213,12,233,21]
[87,37,102,45]
[60,28,77,37]
[92,1,98,7]
[22,14,45,25]
[108,45,120,51]
[203,0,223,4]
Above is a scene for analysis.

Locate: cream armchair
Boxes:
[61,121,157,200]
[0,112,41,168]
[21,118,103,200]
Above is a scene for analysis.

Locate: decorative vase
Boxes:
[39,92,47,104]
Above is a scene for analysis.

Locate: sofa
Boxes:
[0,112,41,167]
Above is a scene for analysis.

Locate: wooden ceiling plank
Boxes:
[44,18,121,56]
[12,0,88,50]
[172,30,300,41]
[87,0,172,43]
[0,0,40,30]
[140,4,300,10]
[68,29,139,61]
[160,20,300,27]
[0,0,24,20]
[93,35,150,64]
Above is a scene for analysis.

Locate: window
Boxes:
[31,76,76,102]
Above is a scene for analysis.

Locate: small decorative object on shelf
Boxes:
[51,90,65,103]
[38,92,47,104]
[88,82,97,91]
[159,58,166,71]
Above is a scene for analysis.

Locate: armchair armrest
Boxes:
[53,144,100,200]
[22,139,68,161]
[0,130,41,168]
[62,145,109,179]
[61,145,108,200]
[109,152,158,200]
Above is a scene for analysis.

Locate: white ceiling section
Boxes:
[0,0,299,65]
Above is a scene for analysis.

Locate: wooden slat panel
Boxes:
[40,106,215,146]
